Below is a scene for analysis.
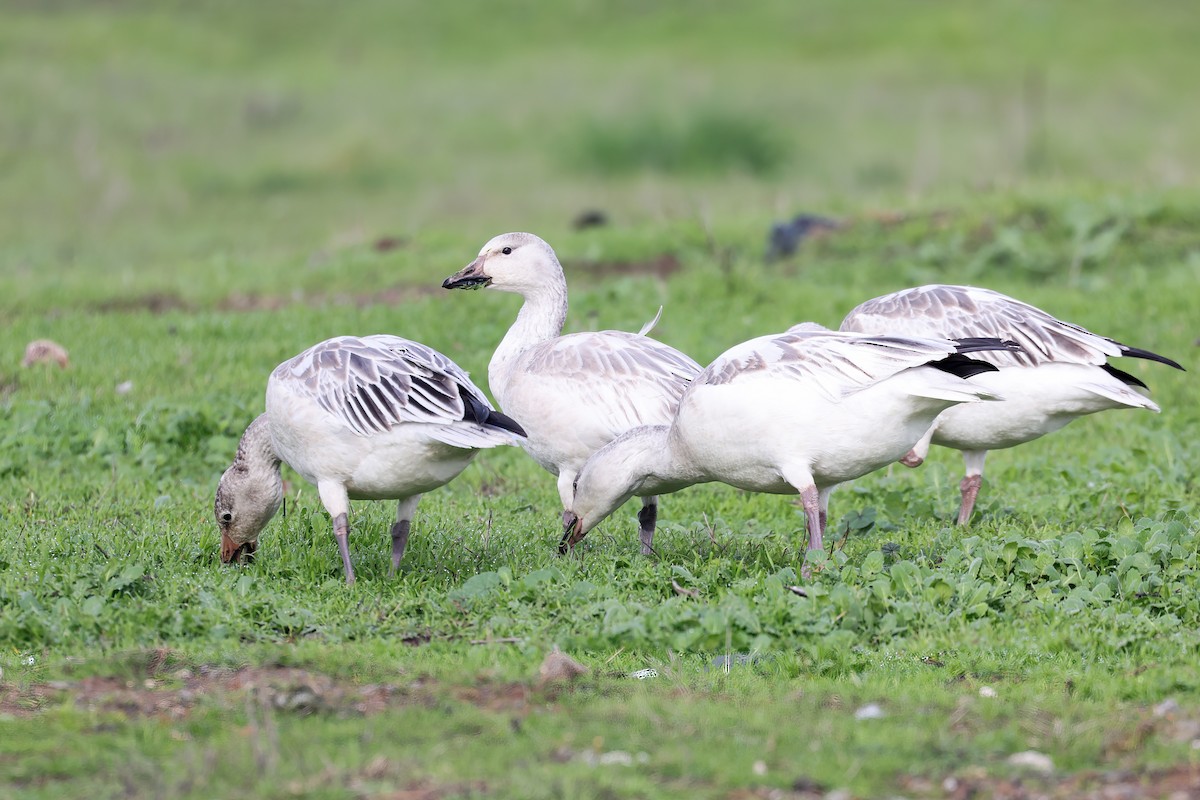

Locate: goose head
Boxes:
[214,461,283,564]
[442,232,562,295]
[562,427,667,549]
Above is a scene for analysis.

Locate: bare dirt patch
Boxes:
[896,763,1200,799]
[93,291,192,314]
[218,283,441,312]
[567,253,682,281]
[0,664,476,721]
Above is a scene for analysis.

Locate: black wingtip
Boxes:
[930,353,1000,379]
[460,390,527,437]
[1101,363,1149,389]
[1117,344,1185,372]
[952,336,1022,355]
[486,408,527,438]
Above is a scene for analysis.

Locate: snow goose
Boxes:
[214,335,525,584]
[840,284,1184,524]
[562,324,1016,569]
[442,232,703,555]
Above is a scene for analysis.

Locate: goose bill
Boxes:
[220,532,257,564]
[441,258,492,290]
[560,511,585,551]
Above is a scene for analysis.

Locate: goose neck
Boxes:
[237,414,282,475]
[489,277,568,391]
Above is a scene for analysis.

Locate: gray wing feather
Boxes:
[702,330,961,402]
[840,285,1122,368]
[519,331,703,428]
[273,335,497,437]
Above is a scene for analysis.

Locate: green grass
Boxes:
[3,2,1200,798]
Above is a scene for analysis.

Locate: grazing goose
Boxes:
[840,284,1185,524]
[214,335,525,584]
[442,232,703,555]
[563,324,1016,569]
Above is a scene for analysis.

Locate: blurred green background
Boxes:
[3,0,1198,309]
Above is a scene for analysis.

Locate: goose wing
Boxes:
[840,284,1182,369]
[702,329,992,403]
[273,335,523,442]
[518,331,703,432]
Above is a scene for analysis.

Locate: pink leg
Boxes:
[333,512,356,584]
[799,485,822,580]
[389,520,410,576]
[957,475,982,526]
[957,450,988,526]
[899,449,924,468]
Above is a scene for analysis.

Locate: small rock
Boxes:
[764,214,840,261]
[824,789,852,800]
[854,703,885,720]
[572,209,609,230]
[979,685,998,698]
[753,760,768,776]
[538,649,588,685]
[598,750,633,766]
[1006,750,1054,774]
[115,380,134,395]
[22,339,69,368]
[372,236,407,253]
[1154,698,1180,717]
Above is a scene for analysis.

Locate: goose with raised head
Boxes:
[214,334,525,584]
[840,284,1184,524]
[442,232,702,555]
[563,324,1017,570]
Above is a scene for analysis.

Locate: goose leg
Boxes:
[900,423,937,468]
[332,513,355,585]
[390,495,421,577]
[818,486,834,537]
[798,485,823,580]
[319,481,355,584]
[957,450,988,526]
[800,485,823,552]
[638,496,658,556]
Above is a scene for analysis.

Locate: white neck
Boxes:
[623,426,707,496]
[488,272,569,401]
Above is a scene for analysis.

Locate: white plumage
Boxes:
[840,284,1184,524]
[215,334,524,583]
[443,232,702,554]
[564,324,1012,571]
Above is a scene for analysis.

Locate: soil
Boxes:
[3,661,1199,799]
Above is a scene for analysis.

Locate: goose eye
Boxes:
[221,512,232,523]
[501,246,512,255]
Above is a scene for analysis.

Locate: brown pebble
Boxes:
[538,649,588,684]
[22,339,69,368]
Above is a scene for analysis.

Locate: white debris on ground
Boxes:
[579,750,649,767]
[979,685,998,698]
[854,703,885,720]
[1006,750,1054,773]
[1154,698,1180,717]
